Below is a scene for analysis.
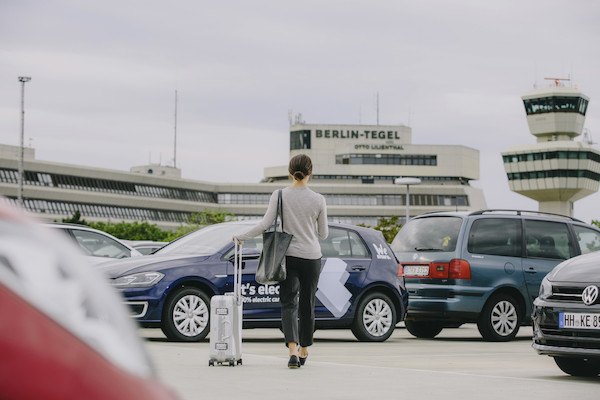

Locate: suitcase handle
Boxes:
[233,243,243,305]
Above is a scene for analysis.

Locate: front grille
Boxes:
[549,284,586,303]
[538,328,600,350]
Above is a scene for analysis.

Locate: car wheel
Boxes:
[405,320,444,338]
[351,292,396,342]
[554,357,600,377]
[477,293,521,341]
[161,287,210,342]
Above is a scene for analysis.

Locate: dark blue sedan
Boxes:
[99,221,407,342]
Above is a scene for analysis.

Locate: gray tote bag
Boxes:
[255,190,293,285]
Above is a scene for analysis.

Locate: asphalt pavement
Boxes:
[141,324,600,400]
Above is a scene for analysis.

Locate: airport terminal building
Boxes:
[0,122,486,230]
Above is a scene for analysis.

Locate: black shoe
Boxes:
[299,355,307,366]
[288,355,300,369]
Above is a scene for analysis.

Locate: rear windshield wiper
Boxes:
[414,247,445,252]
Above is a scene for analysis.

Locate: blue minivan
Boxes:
[391,210,600,341]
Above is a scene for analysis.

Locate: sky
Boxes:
[1,0,599,222]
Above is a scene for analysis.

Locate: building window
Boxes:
[503,151,600,164]
[335,154,437,166]
[523,96,588,116]
[290,130,311,150]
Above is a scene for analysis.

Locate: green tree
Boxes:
[165,209,236,241]
[60,208,236,242]
[360,215,402,244]
[88,221,171,241]
[592,220,599,228]
[61,210,88,225]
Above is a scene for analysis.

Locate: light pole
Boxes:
[394,177,421,224]
[17,76,31,207]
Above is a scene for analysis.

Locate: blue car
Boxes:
[99,221,408,342]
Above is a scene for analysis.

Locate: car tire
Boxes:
[405,320,444,338]
[477,293,521,341]
[351,292,396,342]
[161,287,210,342]
[554,357,600,377]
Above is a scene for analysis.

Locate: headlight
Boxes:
[538,277,553,300]
[113,272,164,288]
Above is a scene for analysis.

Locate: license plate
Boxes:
[403,265,430,277]
[559,312,600,329]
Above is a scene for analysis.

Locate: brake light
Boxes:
[398,265,404,277]
[448,259,471,279]
[430,263,449,279]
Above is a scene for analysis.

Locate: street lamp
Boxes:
[17,76,31,207]
[394,177,421,224]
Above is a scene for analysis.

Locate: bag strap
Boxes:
[276,189,284,232]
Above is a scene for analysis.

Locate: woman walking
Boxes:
[233,154,328,368]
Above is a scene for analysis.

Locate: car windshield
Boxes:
[391,216,463,252]
[154,223,245,256]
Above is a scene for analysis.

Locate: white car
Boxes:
[46,223,142,263]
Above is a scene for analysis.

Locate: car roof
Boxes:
[413,209,586,224]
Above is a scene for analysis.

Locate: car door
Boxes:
[315,227,372,320]
[522,219,576,303]
[225,236,283,320]
[466,218,524,297]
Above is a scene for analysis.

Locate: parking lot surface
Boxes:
[142,324,599,400]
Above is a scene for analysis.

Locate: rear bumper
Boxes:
[406,283,485,323]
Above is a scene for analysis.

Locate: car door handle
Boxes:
[525,267,537,274]
[351,265,366,271]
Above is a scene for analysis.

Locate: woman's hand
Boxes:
[232,236,243,245]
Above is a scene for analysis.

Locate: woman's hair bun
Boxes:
[293,171,305,180]
[288,154,313,181]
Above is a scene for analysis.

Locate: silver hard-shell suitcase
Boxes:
[208,242,243,366]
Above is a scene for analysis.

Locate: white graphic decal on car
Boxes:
[316,258,352,318]
[373,243,392,260]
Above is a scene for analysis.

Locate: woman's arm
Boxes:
[317,195,328,239]
[234,191,279,242]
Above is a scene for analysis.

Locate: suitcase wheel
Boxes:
[209,360,214,367]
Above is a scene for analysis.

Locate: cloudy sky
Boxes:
[1,0,599,222]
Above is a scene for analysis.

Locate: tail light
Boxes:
[402,259,471,279]
[449,259,471,279]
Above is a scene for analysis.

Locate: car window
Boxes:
[524,220,575,260]
[70,229,132,259]
[572,225,600,255]
[468,218,521,257]
[391,216,462,252]
[319,228,370,258]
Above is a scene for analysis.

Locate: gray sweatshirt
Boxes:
[235,186,328,259]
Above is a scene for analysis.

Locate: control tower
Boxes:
[501,79,600,216]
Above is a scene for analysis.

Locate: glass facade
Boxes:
[503,150,600,164]
[507,169,600,181]
[523,96,588,116]
[0,168,217,203]
[12,198,192,223]
[336,153,437,166]
[218,192,468,207]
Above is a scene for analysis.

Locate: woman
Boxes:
[233,154,328,368]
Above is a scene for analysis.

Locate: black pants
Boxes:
[279,256,321,347]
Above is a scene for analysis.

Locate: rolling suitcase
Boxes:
[208,242,243,366]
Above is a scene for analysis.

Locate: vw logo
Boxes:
[582,285,599,306]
